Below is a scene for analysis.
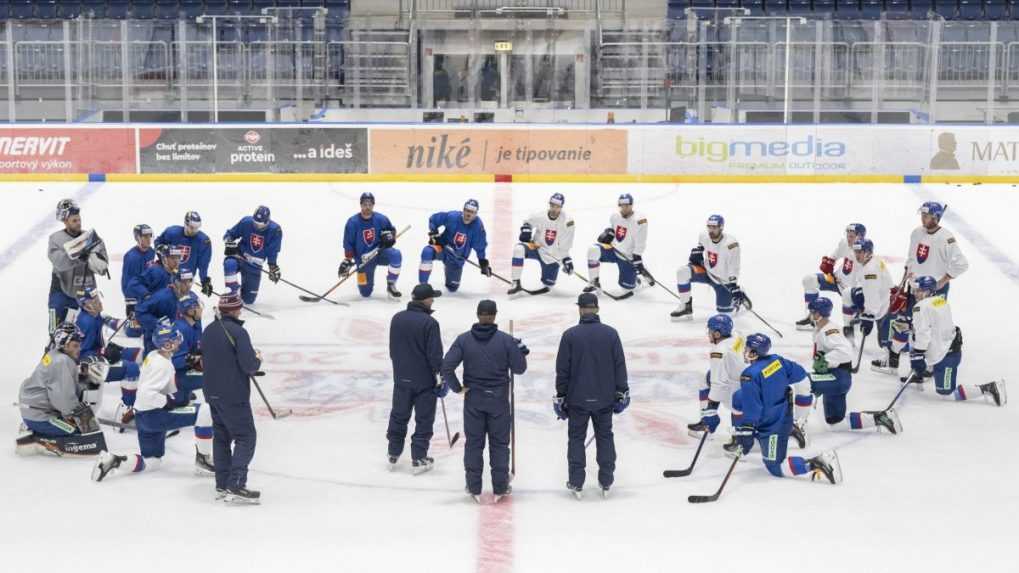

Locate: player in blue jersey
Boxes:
[171,296,204,403]
[75,287,143,417]
[155,211,213,296]
[339,193,403,299]
[121,224,155,318]
[723,333,844,485]
[223,205,283,305]
[419,199,490,294]
[125,244,181,310]
[136,270,194,356]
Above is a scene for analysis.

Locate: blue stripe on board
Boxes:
[0,182,104,272]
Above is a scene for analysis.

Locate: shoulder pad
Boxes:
[637,218,647,225]
[864,274,877,280]
[710,352,723,359]
[824,328,840,336]
[728,242,739,250]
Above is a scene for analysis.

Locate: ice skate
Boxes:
[566,482,583,500]
[795,315,813,331]
[870,409,902,435]
[412,457,434,475]
[194,447,215,477]
[808,450,844,485]
[978,379,1007,407]
[671,301,693,322]
[871,350,899,375]
[582,278,601,294]
[386,282,402,300]
[91,451,127,482]
[225,487,261,505]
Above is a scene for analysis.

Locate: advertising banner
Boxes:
[0,128,136,174]
[370,128,628,174]
[138,127,368,173]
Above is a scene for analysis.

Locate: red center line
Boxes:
[490,182,514,296]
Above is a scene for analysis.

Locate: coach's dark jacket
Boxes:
[389,301,443,390]
[201,315,261,403]
[555,314,629,409]
[441,323,527,394]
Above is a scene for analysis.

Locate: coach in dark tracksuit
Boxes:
[387,283,444,471]
[201,293,262,501]
[441,299,528,497]
[554,292,630,495]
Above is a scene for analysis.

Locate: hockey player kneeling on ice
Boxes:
[842,239,895,353]
[172,296,205,402]
[136,270,195,356]
[200,293,263,503]
[75,287,142,422]
[223,205,283,304]
[419,199,490,294]
[155,211,213,298]
[585,193,648,298]
[687,314,744,439]
[801,298,902,439]
[508,192,575,296]
[48,198,109,334]
[795,223,866,335]
[441,299,528,502]
[120,223,155,337]
[554,293,629,499]
[17,323,108,456]
[907,276,1006,406]
[125,244,181,311]
[672,215,744,321]
[387,284,444,473]
[724,333,843,485]
[339,193,403,299]
[92,324,215,483]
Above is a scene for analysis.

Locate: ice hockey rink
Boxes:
[2,180,1016,572]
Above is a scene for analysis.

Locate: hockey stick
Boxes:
[229,256,348,307]
[442,245,544,295]
[540,249,627,301]
[746,307,784,339]
[214,310,291,420]
[206,289,274,320]
[299,226,411,303]
[663,431,709,478]
[851,332,871,373]
[883,372,921,413]
[688,451,742,504]
[585,434,594,449]
[510,320,516,476]
[439,395,460,448]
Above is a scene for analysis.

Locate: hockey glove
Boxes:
[859,313,875,336]
[380,229,396,249]
[479,258,493,277]
[268,264,281,284]
[819,256,836,275]
[889,286,909,315]
[910,350,927,377]
[553,395,568,420]
[513,337,530,356]
[224,238,240,258]
[125,302,136,318]
[689,245,705,267]
[186,351,203,372]
[201,276,213,297]
[433,381,450,399]
[733,424,756,455]
[613,390,631,414]
[561,256,574,275]
[518,222,534,243]
[338,259,354,279]
[428,229,442,246]
[727,282,745,309]
[812,352,830,374]
[631,254,646,275]
[103,342,124,365]
[597,227,615,245]
[701,400,720,433]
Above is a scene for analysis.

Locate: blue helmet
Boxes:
[617,193,634,206]
[464,199,480,212]
[914,275,938,294]
[706,214,725,227]
[152,324,183,349]
[133,224,153,241]
[919,202,945,221]
[549,193,565,207]
[360,192,375,205]
[76,286,100,307]
[253,205,271,226]
[178,294,201,314]
[184,211,202,230]
[852,239,874,254]
[745,333,772,358]
[846,223,866,238]
[807,297,834,318]
[707,314,734,338]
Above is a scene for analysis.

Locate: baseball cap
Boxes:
[477,299,497,315]
[576,292,599,308]
[412,283,442,301]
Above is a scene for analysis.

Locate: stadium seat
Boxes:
[934,0,959,17]
[227,0,253,14]
[10,0,34,18]
[106,0,131,18]
[35,0,58,18]
[205,0,229,14]
[130,1,157,19]
[836,0,861,17]
[957,0,983,17]
[0,1,10,19]
[814,0,836,14]
[715,0,740,7]
[56,1,84,18]
[884,0,910,13]
[788,0,813,13]
[984,0,1010,18]
[911,0,932,17]
[742,0,766,14]
[860,0,883,17]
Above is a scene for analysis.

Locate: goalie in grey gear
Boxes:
[17,322,108,456]
[48,198,109,333]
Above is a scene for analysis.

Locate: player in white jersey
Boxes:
[797,298,902,444]
[686,314,746,439]
[584,193,649,298]
[904,202,968,297]
[508,192,576,296]
[795,223,866,337]
[91,323,216,482]
[671,214,744,321]
[906,276,1005,406]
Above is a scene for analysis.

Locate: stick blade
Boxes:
[663,469,694,478]
[688,494,719,504]
[271,409,294,419]
[298,295,323,303]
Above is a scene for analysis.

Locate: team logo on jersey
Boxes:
[544,229,557,246]
[177,245,191,263]
[250,234,265,252]
[362,228,376,246]
[454,232,467,248]
[707,251,718,268]
[916,243,930,264]
[614,226,627,242]
[842,259,853,275]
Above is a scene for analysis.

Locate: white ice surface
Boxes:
[1,182,1016,573]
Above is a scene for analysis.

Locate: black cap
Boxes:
[576,292,599,308]
[477,299,497,315]
[412,283,442,301]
